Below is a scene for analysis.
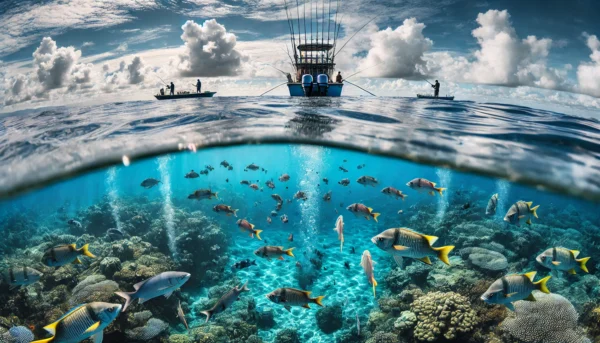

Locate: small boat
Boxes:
[417,94,454,101]
[155,92,216,100]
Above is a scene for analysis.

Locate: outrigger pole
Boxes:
[260,82,289,96]
[343,80,376,96]
[333,15,378,59]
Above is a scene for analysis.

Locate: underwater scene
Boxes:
[0,143,599,343]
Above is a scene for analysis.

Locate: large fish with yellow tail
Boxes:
[266,287,325,311]
[504,200,539,226]
[536,247,590,276]
[42,244,95,267]
[480,271,551,311]
[406,178,446,196]
[371,228,454,268]
[31,302,121,343]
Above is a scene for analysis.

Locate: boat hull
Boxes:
[155,92,216,100]
[288,83,343,97]
[416,94,454,100]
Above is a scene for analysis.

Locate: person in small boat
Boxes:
[160,88,165,96]
[432,80,440,97]
[168,82,175,96]
[336,71,343,83]
[196,79,202,93]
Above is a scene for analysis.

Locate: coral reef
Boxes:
[315,304,343,334]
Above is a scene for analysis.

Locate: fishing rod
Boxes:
[343,80,376,96]
[423,78,433,86]
[333,14,378,59]
[259,82,289,96]
[266,64,288,76]
[343,62,384,81]
[153,73,168,86]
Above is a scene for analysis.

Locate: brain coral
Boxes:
[410,291,478,341]
[460,247,508,271]
[500,292,591,343]
[125,318,169,341]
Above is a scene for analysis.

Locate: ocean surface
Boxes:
[0,97,599,343]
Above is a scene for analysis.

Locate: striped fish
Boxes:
[486,193,498,215]
[266,288,325,311]
[201,281,249,322]
[1,266,43,290]
[371,228,454,268]
[480,272,551,311]
[536,247,590,276]
[32,302,121,343]
[504,200,539,226]
[42,244,95,267]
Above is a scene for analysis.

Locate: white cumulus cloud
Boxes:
[576,33,600,97]
[177,19,244,77]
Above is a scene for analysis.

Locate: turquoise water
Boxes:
[1,143,598,343]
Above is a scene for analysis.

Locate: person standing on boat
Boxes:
[336,71,343,83]
[432,80,440,97]
[169,82,175,96]
[286,73,293,83]
[196,79,202,93]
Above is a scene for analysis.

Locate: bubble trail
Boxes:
[435,167,452,222]
[495,179,510,219]
[106,167,123,231]
[158,155,177,260]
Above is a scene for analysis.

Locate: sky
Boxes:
[1,0,600,115]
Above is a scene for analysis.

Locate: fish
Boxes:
[249,184,260,191]
[265,180,276,189]
[240,180,250,185]
[295,261,302,268]
[398,210,404,214]
[254,246,295,260]
[106,228,125,241]
[339,166,348,172]
[371,228,454,268]
[381,187,407,200]
[201,281,249,322]
[236,219,263,240]
[0,267,43,290]
[42,244,96,267]
[271,194,283,203]
[212,204,238,217]
[280,214,289,223]
[279,174,290,182]
[184,170,199,178]
[323,178,329,184]
[200,169,209,175]
[486,193,498,215]
[536,247,590,276]
[220,160,230,168]
[344,261,350,270]
[338,178,350,186]
[115,271,191,312]
[504,200,540,226]
[31,302,121,343]
[225,178,229,182]
[140,178,160,189]
[406,178,446,196]
[247,163,260,171]
[357,176,378,187]
[205,165,214,171]
[228,166,233,170]
[346,203,380,222]
[267,217,272,224]
[333,215,344,252]
[356,313,361,336]
[288,233,293,242]
[176,300,189,332]
[294,191,308,201]
[67,219,82,229]
[323,191,332,202]
[187,189,218,200]
[360,250,377,297]
[232,259,257,270]
[480,272,551,311]
[265,288,325,311]
[270,210,278,217]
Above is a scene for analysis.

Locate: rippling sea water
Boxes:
[0,97,599,343]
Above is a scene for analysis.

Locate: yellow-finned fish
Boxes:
[42,244,95,267]
[536,247,590,276]
[406,178,446,196]
[481,272,551,311]
[371,228,454,268]
[31,302,121,343]
[504,200,539,226]
[360,250,377,297]
[236,219,263,240]
[346,203,380,222]
[254,246,294,260]
[266,288,325,311]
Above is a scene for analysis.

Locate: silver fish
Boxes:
[333,215,344,252]
[266,288,325,311]
[357,175,378,187]
[480,272,551,311]
[0,266,43,290]
[536,247,590,276]
[486,193,498,215]
[406,178,445,196]
[504,200,539,226]
[201,281,249,322]
[42,243,95,267]
[177,300,189,332]
[185,170,199,178]
[115,271,191,312]
[360,250,377,297]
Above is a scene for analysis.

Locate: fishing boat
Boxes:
[282,0,344,97]
[155,91,216,100]
[417,94,455,101]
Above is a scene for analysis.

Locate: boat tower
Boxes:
[283,0,343,97]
